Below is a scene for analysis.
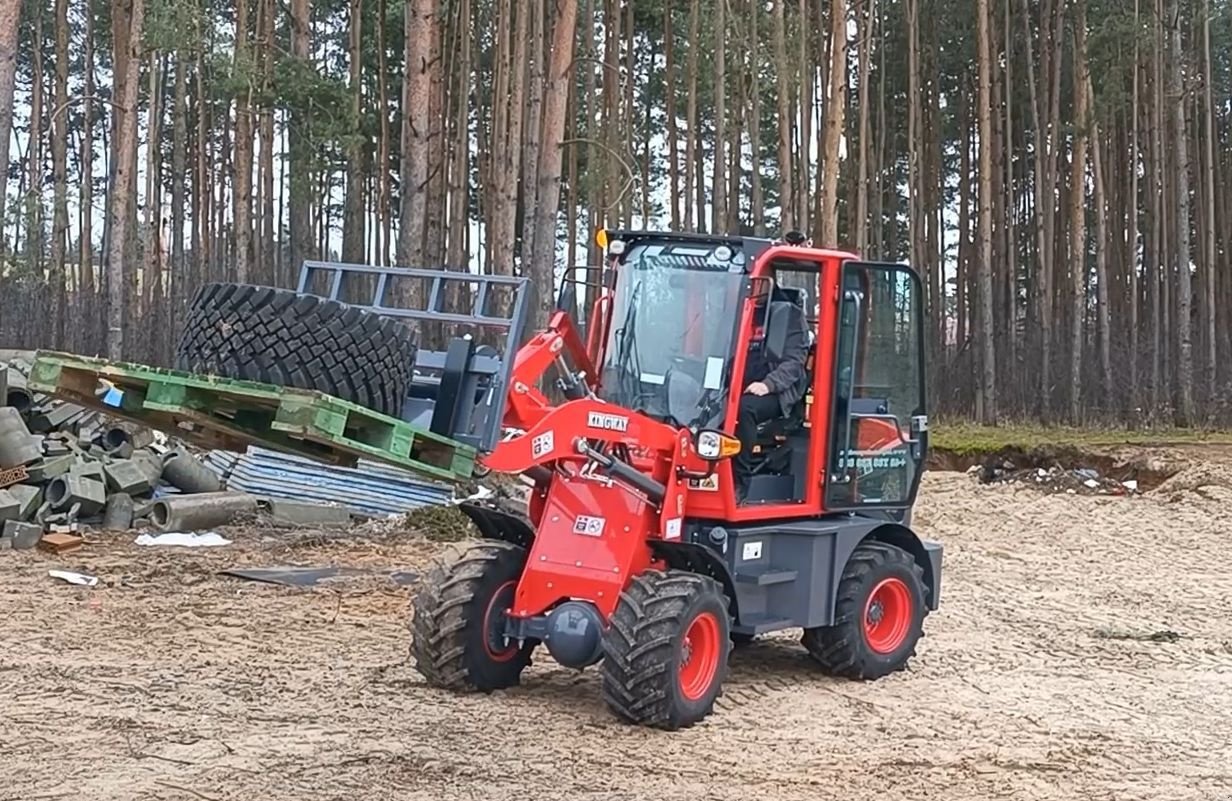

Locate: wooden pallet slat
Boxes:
[26,350,477,483]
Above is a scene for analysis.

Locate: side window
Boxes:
[826,262,925,508]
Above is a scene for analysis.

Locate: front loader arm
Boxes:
[484,398,680,477]
[502,310,598,432]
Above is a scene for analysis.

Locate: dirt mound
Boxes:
[1149,462,1232,502]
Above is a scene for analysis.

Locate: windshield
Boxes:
[597,242,748,428]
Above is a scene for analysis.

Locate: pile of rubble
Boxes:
[972,458,1139,496]
[0,357,290,553]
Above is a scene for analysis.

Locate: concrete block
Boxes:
[43,438,72,457]
[25,454,75,483]
[103,459,154,496]
[102,424,154,453]
[4,519,43,550]
[0,489,19,522]
[7,483,41,520]
[28,403,85,434]
[265,498,352,526]
[132,450,164,486]
[0,407,42,468]
[0,534,11,550]
[47,474,106,516]
[102,493,135,530]
[68,460,106,484]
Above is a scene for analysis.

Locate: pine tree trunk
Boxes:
[1068,0,1088,423]
[712,0,727,233]
[976,0,997,423]
[815,0,846,245]
[398,0,437,283]
[447,0,471,275]
[684,0,699,231]
[1090,97,1112,413]
[171,52,188,333]
[342,0,366,264]
[748,0,765,235]
[495,0,526,283]
[1201,0,1216,404]
[258,0,275,283]
[79,6,96,351]
[520,0,546,265]
[143,53,165,362]
[1002,0,1017,374]
[50,0,69,348]
[289,0,312,273]
[772,0,793,233]
[0,0,22,248]
[1165,0,1193,424]
[957,82,970,354]
[26,0,45,289]
[107,0,145,358]
[528,0,579,327]
[377,0,391,265]
[797,0,811,228]
[233,0,253,282]
[907,0,922,271]
[424,5,446,271]
[664,1,680,229]
[854,0,874,254]
[1128,0,1141,411]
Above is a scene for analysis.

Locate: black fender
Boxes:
[649,540,741,623]
[860,522,942,611]
[456,500,535,549]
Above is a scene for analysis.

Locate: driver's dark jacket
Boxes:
[746,298,809,417]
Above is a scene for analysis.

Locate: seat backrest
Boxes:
[775,286,815,346]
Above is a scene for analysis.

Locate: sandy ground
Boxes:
[4,454,1232,801]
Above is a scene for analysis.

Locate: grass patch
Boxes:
[931,422,1232,456]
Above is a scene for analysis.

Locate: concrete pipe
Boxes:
[161,448,223,494]
[150,492,258,532]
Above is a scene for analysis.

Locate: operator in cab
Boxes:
[733,276,809,500]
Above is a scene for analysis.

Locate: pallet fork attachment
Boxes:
[297,261,538,454]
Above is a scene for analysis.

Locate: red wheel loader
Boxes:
[296,230,943,730]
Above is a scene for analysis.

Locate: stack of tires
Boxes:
[174,282,417,417]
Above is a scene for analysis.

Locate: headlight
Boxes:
[694,429,741,462]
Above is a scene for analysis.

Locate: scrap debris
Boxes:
[0,356,266,553]
[973,456,1139,496]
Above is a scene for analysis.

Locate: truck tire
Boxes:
[600,569,731,731]
[801,541,926,679]
[410,539,536,691]
[174,282,416,417]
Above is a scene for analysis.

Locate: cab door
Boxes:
[824,261,928,511]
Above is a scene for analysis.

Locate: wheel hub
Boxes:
[863,577,913,655]
[678,613,721,701]
[482,581,519,662]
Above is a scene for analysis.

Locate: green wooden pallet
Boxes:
[26,350,476,483]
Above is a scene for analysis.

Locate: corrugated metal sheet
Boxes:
[204,446,454,518]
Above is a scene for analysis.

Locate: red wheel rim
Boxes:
[482,580,518,662]
[863,577,913,654]
[679,612,722,701]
